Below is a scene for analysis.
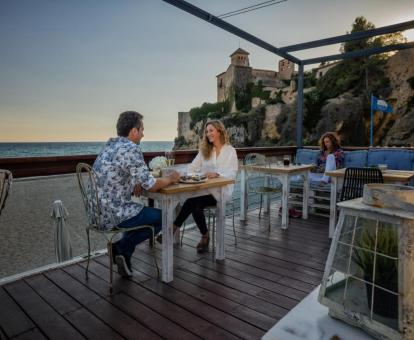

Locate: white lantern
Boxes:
[319,184,414,339]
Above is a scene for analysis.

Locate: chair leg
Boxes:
[85,229,91,279]
[150,228,160,278]
[259,195,263,218]
[108,241,113,294]
[212,213,216,260]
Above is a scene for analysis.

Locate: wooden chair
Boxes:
[0,170,12,217]
[76,163,159,293]
[339,167,384,202]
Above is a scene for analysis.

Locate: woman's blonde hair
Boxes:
[319,132,341,151]
[200,119,230,159]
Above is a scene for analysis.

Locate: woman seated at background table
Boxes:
[173,119,238,253]
[311,131,344,184]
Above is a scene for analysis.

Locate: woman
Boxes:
[311,132,344,184]
[174,119,238,253]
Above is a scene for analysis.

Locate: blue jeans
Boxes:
[115,206,162,259]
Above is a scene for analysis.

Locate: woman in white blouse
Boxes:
[174,119,238,253]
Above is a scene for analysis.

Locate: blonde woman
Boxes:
[174,120,238,253]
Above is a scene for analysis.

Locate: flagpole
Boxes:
[370,94,374,147]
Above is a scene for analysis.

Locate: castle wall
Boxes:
[278,59,295,80]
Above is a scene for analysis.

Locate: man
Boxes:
[93,111,180,277]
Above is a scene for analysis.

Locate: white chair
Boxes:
[76,163,159,293]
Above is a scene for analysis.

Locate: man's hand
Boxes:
[168,170,180,184]
[133,183,143,197]
[206,172,219,179]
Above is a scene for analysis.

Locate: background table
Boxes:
[240,164,313,229]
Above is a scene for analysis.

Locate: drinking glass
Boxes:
[165,151,175,167]
[283,155,290,167]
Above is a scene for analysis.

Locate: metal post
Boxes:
[296,63,304,148]
[370,94,374,147]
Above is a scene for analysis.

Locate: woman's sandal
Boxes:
[196,234,210,253]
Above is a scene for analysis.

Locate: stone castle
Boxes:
[216,48,295,110]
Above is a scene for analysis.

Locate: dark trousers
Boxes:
[116,207,162,259]
[174,195,217,235]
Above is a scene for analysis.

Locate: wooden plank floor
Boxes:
[0,208,331,340]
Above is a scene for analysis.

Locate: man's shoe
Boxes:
[115,255,132,277]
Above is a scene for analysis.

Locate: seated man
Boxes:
[93,110,180,277]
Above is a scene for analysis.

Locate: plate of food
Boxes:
[179,174,207,184]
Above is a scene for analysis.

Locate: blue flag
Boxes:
[371,95,392,113]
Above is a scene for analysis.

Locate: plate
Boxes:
[179,175,207,184]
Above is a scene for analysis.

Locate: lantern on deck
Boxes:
[318,184,414,339]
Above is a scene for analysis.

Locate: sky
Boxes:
[0,0,413,142]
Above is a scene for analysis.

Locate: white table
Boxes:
[325,168,414,238]
[240,164,313,229]
[144,177,234,282]
[262,286,374,340]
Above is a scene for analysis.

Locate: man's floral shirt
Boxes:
[93,137,155,229]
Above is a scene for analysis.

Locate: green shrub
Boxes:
[189,101,228,127]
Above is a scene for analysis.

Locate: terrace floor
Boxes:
[0,208,331,340]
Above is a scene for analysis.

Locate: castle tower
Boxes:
[278,59,295,80]
[230,48,250,67]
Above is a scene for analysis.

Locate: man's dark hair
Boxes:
[116,111,143,137]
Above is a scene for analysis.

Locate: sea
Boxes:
[0,141,174,158]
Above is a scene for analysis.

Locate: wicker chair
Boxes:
[339,167,384,202]
[76,163,159,293]
[0,170,12,217]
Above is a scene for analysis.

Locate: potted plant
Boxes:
[352,223,398,319]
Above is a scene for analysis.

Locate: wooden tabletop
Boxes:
[240,163,314,174]
[325,168,414,182]
[158,177,235,195]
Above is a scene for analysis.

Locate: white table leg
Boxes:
[302,171,309,220]
[329,178,338,238]
[215,188,226,260]
[240,168,247,221]
[281,174,290,230]
[161,196,174,282]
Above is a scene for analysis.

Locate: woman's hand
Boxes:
[206,172,219,179]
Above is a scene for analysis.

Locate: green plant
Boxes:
[353,225,398,280]
[352,223,398,317]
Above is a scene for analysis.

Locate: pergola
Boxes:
[162,0,414,147]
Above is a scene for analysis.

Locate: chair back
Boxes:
[0,170,12,216]
[339,167,384,202]
[76,163,102,229]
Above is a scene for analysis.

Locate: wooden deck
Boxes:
[0,209,331,340]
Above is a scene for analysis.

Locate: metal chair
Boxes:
[179,200,238,251]
[0,170,12,216]
[76,163,159,293]
[244,153,282,229]
[339,167,384,202]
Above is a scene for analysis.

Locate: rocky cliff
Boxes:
[174,49,414,149]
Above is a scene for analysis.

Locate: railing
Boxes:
[0,146,298,178]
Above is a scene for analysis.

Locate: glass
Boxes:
[283,155,290,166]
[165,150,175,167]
